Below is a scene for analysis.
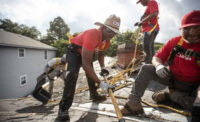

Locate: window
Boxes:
[18,48,25,58]
[44,50,47,59]
[20,75,27,87]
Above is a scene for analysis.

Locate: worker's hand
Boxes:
[99,67,109,76]
[99,81,114,93]
[134,21,142,27]
[155,64,171,79]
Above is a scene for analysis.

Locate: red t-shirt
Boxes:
[141,0,160,32]
[155,36,200,83]
[70,29,110,52]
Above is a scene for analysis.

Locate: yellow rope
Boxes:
[107,28,145,84]
[114,95,191,117]
[142,101,191,116]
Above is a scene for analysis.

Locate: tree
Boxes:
[0,18,41,40]
[40,35,56,45]
[106,30,137,57]
[0,19,21,34]
[20,24,41,40]
[106,28,163,57]
[154,42,164,51]
[51,39,70,57]
[45,16,70,44]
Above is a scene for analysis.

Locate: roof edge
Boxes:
[0,43,57,50]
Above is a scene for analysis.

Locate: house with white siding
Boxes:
[0,29,57,99]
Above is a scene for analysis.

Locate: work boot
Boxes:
[121,101,144,116]
[90,93,107,102]
[169,90,194,110]
[56,108,70,121]
[152,90,169,103]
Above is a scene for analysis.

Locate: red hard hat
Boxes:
[180,10,200,28]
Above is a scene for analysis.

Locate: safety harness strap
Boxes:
[167,37,200,65]
[148,22,158,33]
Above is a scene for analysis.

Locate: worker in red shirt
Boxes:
[121,10,200,120]
[56,15,121,121]
[135,0,160,64]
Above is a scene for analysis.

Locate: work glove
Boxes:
[99,81,114,93]
[99,67,109,76]
[155,64,171,79]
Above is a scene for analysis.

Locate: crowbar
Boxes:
[103,76,125,122]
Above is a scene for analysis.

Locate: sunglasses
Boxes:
[105,27,116,35]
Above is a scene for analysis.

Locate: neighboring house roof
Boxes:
[0,29,56,50]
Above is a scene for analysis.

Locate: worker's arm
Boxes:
[135,12,158,26]
[82,47,112,92]
[97,51,105,68]
[141,12,158,23]
[152,56,163,67]
[82,47,101,84]
[98,51,109,76]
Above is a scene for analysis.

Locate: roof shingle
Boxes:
[0,29,56,50]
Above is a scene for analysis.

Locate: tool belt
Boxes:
[169,78,200,95]
[67,43,82,53]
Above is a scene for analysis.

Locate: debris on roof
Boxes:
[0,57,190,122]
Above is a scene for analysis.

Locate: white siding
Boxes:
[0,46,56,99]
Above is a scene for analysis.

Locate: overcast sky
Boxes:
[0,0,200,43]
